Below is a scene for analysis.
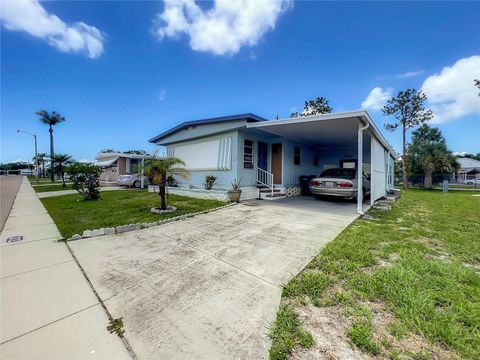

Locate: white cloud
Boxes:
[0,0,104,58]
[422,55,480,124]
[396,70,424,79]
[158,89,167,101]
[78,159,92,163]
[361,87,393,111]
[151,0,292,56]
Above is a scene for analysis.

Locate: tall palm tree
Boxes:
[36,110,65,181]
[51,154,73,187]
[144,156,189,210]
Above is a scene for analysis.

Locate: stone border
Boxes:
[67,202,236,241]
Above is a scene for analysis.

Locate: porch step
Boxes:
[262,193,287,200]
[259,189,282,194]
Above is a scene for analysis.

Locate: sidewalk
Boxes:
[0,177,131,359]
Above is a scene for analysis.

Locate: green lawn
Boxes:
[33,183,73,192]
[270,189,480,360]
[41,190,226,239]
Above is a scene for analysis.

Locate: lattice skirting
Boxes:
[285,186,301,197]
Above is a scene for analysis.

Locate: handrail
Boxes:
[256,167,274,197]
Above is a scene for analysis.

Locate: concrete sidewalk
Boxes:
[0,177,131,359]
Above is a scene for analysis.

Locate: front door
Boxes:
[271,143,282,184]
[257,141,268,171]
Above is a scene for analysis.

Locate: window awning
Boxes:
[95,157,118,168]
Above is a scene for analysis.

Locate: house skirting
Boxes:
[148,186,259,201]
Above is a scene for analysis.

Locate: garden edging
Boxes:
[66,202,236,241]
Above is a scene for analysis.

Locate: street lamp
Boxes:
[17,129,38,182]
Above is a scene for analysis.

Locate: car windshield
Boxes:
[320,168,356,179]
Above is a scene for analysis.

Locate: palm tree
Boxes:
[36,110,65,181]
[51,154,73,187]
[34,153,47,177]
[144,156,189,210]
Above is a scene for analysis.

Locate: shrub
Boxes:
[204,175,217,190]
[66,162,102,200]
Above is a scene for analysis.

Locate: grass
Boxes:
[269,189,480,359]
[32,183,73,192]
[268,304,314,360]
[41,190,226,239]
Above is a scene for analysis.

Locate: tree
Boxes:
[144,156,189,210]
[475,79,480,96]
[382,89,433,189]
[66,163,102,200]
[34,153,47,177]
[36,110,65,182]
[52,154,73,187]
[408,124,457,188]
[290,96,333,118]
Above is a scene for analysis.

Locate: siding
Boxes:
[167,131,239,189]
[281,139,322,186]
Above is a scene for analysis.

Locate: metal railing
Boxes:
[256,167,274,197]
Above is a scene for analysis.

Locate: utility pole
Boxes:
[17,129,39,182]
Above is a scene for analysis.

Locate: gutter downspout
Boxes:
[357,120,370,215]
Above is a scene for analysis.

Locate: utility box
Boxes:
[443,180,449,193]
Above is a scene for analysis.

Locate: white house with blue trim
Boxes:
[149,111,397,213]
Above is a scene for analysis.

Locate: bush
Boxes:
[167,175,177,187]
[204,175,217,190]
[66,162,102,200]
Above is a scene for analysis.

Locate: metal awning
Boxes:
[95,157,118,168]
[247,110,397,157]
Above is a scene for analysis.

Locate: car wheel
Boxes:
[133,180,139,188]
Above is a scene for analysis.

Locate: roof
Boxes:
[457,157,480,169]
[247,110,399,158]
[148,113,267,143]
[95,152,149,160]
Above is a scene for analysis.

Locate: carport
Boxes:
[247,110,396,214]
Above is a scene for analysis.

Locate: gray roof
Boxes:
[457,157,480,169]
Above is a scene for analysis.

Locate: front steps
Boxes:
[256,185,287,200]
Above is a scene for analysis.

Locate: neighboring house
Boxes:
[149,111,397,212]
[455,157,480,183]
[95,152,149,186]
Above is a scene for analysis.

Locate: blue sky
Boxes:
[1,0,479,163]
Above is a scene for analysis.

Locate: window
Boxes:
[313,155,319,167]
[294,146,300,165]
[244,139,254,168]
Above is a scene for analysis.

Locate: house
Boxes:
[149,111,397,213]
[455,157,480,183]
[95,152,149,186]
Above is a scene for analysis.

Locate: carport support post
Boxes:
[357,120,369,214]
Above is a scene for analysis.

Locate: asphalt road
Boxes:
[0,176,23,232]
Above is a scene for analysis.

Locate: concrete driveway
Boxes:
[69,197,362,359]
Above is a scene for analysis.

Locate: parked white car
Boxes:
[117,174,147,188]
[465,178,480,186]
[309,168,370,201]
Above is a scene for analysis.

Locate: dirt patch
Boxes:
[290,300,459,360]
[291,304,370,360]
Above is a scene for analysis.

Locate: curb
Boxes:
[67,202,237,241]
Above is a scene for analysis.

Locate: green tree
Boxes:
[290,96,333,118]
[143,156,189,210]
[408,124,457,188]
[33,153,47,177]
[36,110,65,182]
[382,89,433,189]
[52,153,73,187]
[66,162,102,200]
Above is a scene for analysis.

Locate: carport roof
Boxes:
[247,110,398,157]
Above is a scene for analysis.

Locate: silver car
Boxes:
[117,174,147,188]
[309,168,370,201]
